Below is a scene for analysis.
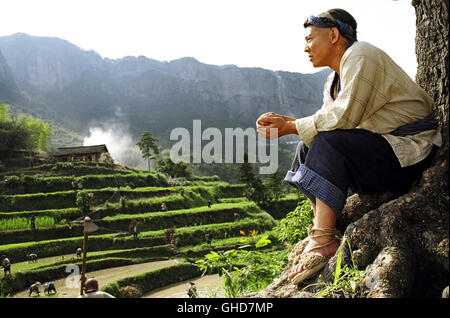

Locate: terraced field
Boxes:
[0,162,299,298]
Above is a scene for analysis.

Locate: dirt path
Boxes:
[13,258,181,298]
[143,273,225,298]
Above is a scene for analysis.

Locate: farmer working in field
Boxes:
[1,255,11,275]
[256,8,441,285]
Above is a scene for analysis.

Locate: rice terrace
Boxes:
[0,161,302,298]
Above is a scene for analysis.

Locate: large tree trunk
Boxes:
[415,0,449,146]
[248,0,449,298]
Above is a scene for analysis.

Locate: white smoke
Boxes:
[83,121,146,169]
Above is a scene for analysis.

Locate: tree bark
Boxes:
[414,0,449,142]
[248,0,449,298]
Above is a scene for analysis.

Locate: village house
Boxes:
[53,144,114,163]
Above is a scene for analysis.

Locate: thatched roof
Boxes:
[53,144,109,157]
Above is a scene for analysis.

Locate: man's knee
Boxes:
[311,130,347,149]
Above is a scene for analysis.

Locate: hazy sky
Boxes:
[0,0,417,78]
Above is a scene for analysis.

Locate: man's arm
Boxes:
[256,112,297,139]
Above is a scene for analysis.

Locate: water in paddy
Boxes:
[143,273,225,298]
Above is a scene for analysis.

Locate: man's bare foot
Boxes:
[288,236,339,280]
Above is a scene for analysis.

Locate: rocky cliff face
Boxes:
[0,33,105,93]
[0,48,21,103]
[0,33,329,142]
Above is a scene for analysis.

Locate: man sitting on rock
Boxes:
[256,8,441,285]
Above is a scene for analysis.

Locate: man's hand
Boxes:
[256,112,297,139]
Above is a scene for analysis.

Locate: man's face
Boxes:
[304,25,333,68]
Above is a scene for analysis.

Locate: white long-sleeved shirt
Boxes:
[296,41,442,167]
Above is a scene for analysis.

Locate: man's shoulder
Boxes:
[342,41,396,70]
[345,41,388,60]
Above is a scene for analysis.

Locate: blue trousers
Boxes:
[284,129,437,217]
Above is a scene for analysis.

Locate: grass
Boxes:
[103,201,254,221]
[217,197,247,203]
[305,239,366,298]
[0,207,80,222]
[0,216,56,231]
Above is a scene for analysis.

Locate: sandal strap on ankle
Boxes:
[306,239,338,253]
[289,226,341,263]
[292,227,341,264]
[306,227,341,253]
[309,227,341,241]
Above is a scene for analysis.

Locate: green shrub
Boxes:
[76,191,94,215]
[262,194,305,219]
[196,236,288,297]
[212,184,245,199]
[273,199,314,244]
[77,173,168,189]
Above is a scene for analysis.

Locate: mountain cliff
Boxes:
[0,47,21,103]
[0,33,329,145]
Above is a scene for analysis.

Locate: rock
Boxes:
[337,192,396,232]
[442,286,449,298]
[119,285,142,298]
[361,247,413,298]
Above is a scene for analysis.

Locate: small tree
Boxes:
[76,191,94,216]
[264,170,286,202]
[156,157,193,179]
[0,104,52,158]
[238,153,269,204]
[238,153,256,185]
[136,132,160,171]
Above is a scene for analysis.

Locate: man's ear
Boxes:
[329,27,340,44]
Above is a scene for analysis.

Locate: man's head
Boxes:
[303,9,357,69]
[84,278,99,292]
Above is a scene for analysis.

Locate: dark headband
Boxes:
[304,15,357,41]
